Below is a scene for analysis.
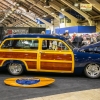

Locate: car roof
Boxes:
[3,34,65,41]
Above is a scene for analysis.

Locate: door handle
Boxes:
[40,51,45,53]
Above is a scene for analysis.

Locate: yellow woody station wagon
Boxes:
[0,34,100,78]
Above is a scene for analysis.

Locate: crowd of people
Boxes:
[41,31,100,48]
[62,32,100,48]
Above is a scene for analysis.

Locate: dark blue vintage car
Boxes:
[75,42,100,78]
[0,34,100,78]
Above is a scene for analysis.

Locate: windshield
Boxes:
[66,40,75,50]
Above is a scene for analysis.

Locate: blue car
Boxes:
[75,42,100,78]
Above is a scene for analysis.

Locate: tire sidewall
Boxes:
[84,63,100,78]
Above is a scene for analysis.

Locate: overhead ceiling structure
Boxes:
[86,0,100,11]
[0,0,100,27]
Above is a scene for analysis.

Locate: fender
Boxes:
[3,60,26,70]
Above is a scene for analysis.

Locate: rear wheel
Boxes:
[8,63,23,75]
[84,63,100,78]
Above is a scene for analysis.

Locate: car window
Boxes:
[1,39,38,50]
[1,40,13,48]
[66,40,75,50]
[94,46,100,54]
[42,39,69,51]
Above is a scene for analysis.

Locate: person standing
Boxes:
[72,34,83,48]
[63,32,71,40]
[78,34,83,47]
[90,34,97,44]
[41,31,45,34]
[96,34,100,42]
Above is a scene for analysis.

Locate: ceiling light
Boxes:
[43,15,47,17]
[9,11,13,14]
[7,13,10,16]
[51,12,54,14]
[19,7,26,12]
[61,8,65,11]
[74,0,80,7]
[44,5,50,8]
[5,15,8,17]
[16,3,20,7]
[37,18,40,20]
[44,0,50,8]
[74,3,79,7]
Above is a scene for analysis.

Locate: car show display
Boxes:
[0,34,100,79]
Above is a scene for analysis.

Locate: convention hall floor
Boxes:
[0,71,100,100]
[25,89,100,100]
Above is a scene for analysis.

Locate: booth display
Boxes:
[0,34,100,78]
[55,26,96,34]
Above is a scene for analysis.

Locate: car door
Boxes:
[39,39,74,73]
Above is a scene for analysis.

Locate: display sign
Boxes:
[4,27,29,35]
[4,77,55,88]
[80,4,92,11]
[4,29,28,35]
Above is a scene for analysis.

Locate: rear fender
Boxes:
[3,60,26,70]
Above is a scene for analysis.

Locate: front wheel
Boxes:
[8,63,23,75]
[84,63,100,78]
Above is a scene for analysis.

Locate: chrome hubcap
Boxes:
[86,64,100,77]
[9,63,22,74]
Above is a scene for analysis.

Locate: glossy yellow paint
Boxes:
[4,77,55,88]
[0,38,75,73]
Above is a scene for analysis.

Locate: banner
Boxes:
[4,27,29,35]
[80,4,92,11]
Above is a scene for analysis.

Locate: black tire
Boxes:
[84,63,100,78]
[8,63,23,75]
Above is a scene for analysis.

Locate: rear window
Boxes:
[1,39,38,49]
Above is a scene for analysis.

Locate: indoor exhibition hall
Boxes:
[0,0,100,100]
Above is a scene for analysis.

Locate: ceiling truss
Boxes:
[0,0,100,27]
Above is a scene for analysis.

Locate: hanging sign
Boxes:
[80,3,92,11]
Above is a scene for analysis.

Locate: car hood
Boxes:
[72,42,100,54]
[79,42,100,50]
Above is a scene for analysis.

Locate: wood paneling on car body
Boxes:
[0,52,37,59]
[41,53,72,61]
[25,61,37,69]
[41,62,72,71]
